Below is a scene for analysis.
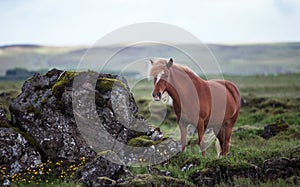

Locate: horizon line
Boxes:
[1,41,300,48]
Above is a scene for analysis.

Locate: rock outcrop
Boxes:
[2,69,180,185]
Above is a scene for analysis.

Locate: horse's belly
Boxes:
[180,110,202,125]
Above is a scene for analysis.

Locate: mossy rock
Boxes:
[118,174,196,187]
[96,78,128,93]
[52,71,77,99]
[127,135,158,147]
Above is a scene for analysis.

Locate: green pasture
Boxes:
[0,73,299,186]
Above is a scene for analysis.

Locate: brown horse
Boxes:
[149,58,240,156]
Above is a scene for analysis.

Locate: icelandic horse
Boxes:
[149,58,240,156]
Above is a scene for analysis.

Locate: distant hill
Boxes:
[0,44,41,49]
[0,42,299,76]
[209,42,300,75]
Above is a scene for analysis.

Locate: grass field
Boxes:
[0,73,299,186]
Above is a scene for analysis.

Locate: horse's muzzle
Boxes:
[152,92,162,101]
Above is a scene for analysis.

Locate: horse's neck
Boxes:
[166,67,204,103]
[165,81,179,104]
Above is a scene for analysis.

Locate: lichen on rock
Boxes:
[0,108,42,179]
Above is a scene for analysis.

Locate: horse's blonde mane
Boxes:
[149,59,197,77]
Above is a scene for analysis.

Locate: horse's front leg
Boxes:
[197,119,206,157]
[179,123,187,152]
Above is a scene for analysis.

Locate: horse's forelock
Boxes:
[149,59,168,77]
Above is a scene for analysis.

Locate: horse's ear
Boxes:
[150,59,154,65]
[167,58,173,68]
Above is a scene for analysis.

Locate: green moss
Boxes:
[127,135,168,147]
[52,71,77,99]
[97,177,116,185]
[96,78,128,93]
[127,135,157,147]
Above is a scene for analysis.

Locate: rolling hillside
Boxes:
[0,42,299,76]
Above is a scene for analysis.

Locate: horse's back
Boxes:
[208,80,241,120]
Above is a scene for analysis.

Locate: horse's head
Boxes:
[149,58,173,101]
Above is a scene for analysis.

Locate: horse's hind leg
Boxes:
[217,117,237,156]
[216,125,225,156]
[197,119,206,157]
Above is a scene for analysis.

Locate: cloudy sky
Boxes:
[1,0,300,46]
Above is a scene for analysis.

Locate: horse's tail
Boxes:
[224,80,241,112]
[215,137,221,157]
[215,80,241,109]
